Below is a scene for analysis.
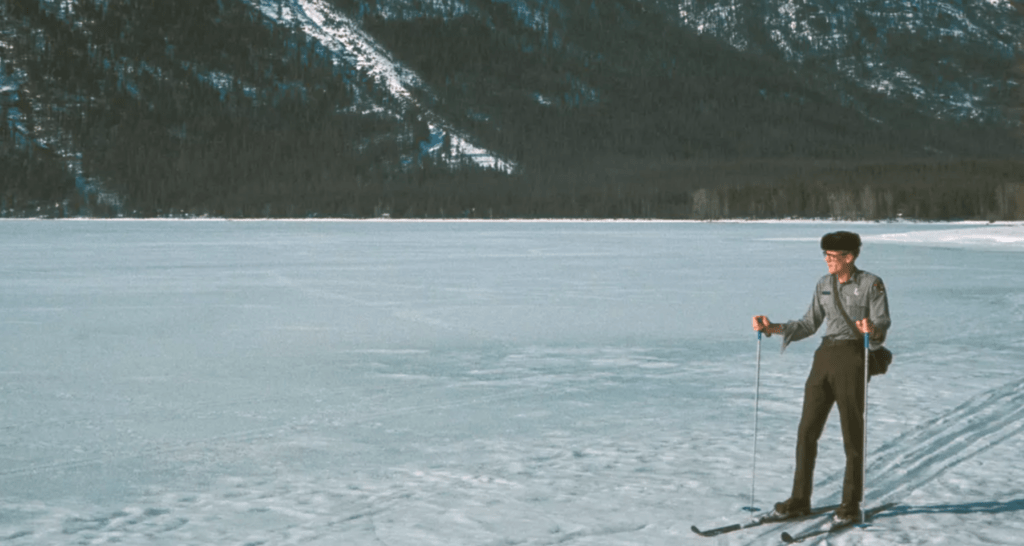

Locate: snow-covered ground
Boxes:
[1,220,1022,545]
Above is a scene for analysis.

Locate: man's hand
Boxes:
[855,318,875,335]
[753,315,783,336]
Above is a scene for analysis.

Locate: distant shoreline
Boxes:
[1,217,1021,226]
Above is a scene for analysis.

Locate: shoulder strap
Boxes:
[831,274,863,337]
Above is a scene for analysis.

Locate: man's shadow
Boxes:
[877,499,1024,519]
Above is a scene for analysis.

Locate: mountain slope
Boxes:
[241,0,514,170]
[349,0,1019,163]
[676,0,1024,126]
[0,0,1021,219]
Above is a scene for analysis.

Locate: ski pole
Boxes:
[745,330,763,512]
[861,332,869,524]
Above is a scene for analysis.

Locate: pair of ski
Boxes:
[692,503,895,543]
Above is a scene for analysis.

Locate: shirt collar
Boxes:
[838,265,861,284]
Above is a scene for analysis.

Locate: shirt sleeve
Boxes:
[868,277,891,349]
[780,282,825,353]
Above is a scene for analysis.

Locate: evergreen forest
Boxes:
[1,0,1022,219]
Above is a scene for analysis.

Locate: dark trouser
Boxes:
[791,340,866,508]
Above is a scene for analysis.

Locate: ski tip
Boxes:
[691,522,741,537]
[690,525,714,537]
[741,505,760,512]
[780,531,797,543]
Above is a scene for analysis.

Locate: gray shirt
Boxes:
[781,266,891,353]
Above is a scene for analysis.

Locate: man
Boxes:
[752,231,891,525]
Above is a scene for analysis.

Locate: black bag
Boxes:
[867,346,893,376]
[832,275,892,376]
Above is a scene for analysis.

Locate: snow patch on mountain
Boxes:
[243,0,515,172]
[249,0,425,108]
[0,31,26,145]
[676,0,1024,125]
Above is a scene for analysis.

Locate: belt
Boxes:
[819,338,862,348]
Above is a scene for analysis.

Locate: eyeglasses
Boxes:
[823,251,851,261]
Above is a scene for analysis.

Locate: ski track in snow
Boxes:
[746,375,1024,544]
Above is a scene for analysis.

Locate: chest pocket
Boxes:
[843,288,868,320]
[846,303,868,321]
[831,284,864,319]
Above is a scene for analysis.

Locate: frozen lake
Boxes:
[1,220,1023,545]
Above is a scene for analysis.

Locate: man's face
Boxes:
[824,250,854,275]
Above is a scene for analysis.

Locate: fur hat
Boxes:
[820,231,861,254]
